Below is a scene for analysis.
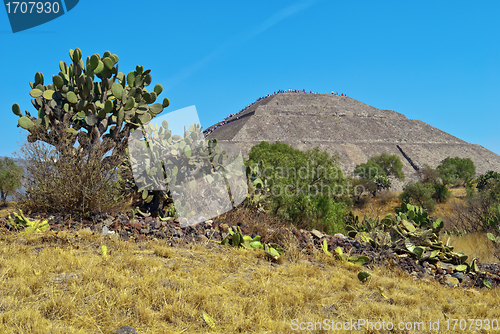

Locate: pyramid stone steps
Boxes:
[205,92,500,180]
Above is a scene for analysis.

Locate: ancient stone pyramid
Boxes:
[204,92,500,178]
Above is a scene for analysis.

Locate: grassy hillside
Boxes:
[0,229,499,334]
[1,187,499,333]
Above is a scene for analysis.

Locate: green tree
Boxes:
[476,171,500,192]
[437,157,476,186]
[0,157,24,204]
[354,160,385,180]
[247,141,351,234]
[354,153,403,195]
[368,153,405,180]
[400,181,437,212]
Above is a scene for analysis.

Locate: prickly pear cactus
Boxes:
[346,203,467,265]
[12,48,169,172]
[128,121,248,218]
[245,161,273,204]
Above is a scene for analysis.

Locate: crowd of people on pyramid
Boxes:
[203,89,347,136]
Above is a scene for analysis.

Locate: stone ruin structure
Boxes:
[204,92,500,183]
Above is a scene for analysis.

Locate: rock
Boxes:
[114,326,137,334]
[154,220,161,229]
[197,216,207,223]
[103,218,113,227]
[156,231,166,239]
[179,217,189,228]
[445,276,460,287]
[310,229,324,239]
[436,262,456,272]
[461,275,474,287]
[334,233,346,239]
[196,235,209,242]
[451,272,465,282]
[221,223,229,232]
[120,231,129,241]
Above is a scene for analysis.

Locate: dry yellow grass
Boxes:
[440,232,500,264]
[0,202,17,219]
[0,229,499,334]
[352,191,403,219]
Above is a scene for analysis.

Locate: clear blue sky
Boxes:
[1,0,499,158]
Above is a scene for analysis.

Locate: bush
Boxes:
[16,139,126,217]
[0,157,23,205]
[354,160,385,180]
[246,141,351,234]
[400,181,436,212]
[368,153,405,180]
[354,153,404,196]
[476,171,500,194]
[432,182,451,203]
[437,157,476,186]
[449,192,496,233]
[417,164,440,184]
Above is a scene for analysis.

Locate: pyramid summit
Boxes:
[204,92,500,178]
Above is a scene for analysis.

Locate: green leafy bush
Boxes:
[354,153,404,195]
[400,181,436,212]
[366,153,405,180]
[476,171,500,197]
[437,157,476,186]
[432,182,451,203]
[246,141,351,234]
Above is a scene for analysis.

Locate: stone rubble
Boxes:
[1,211,499,291]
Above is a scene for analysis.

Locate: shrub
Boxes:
[354,160,385,180]
[417,164,440,184]
[0,157,23,205]
[432,182,451,203]
[15,139,126,216]
[246,141,351,233]
[354,153,404,196]
[400,181,436,212]
[367,153,405,180]
[437,157,476,186]
[476,171,500,195]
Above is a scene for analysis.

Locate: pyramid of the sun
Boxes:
[204,92,500,178]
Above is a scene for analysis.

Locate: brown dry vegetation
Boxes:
[0,229,500,334]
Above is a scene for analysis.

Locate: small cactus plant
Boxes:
[8,210,49,234]
[212,226,284,261]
